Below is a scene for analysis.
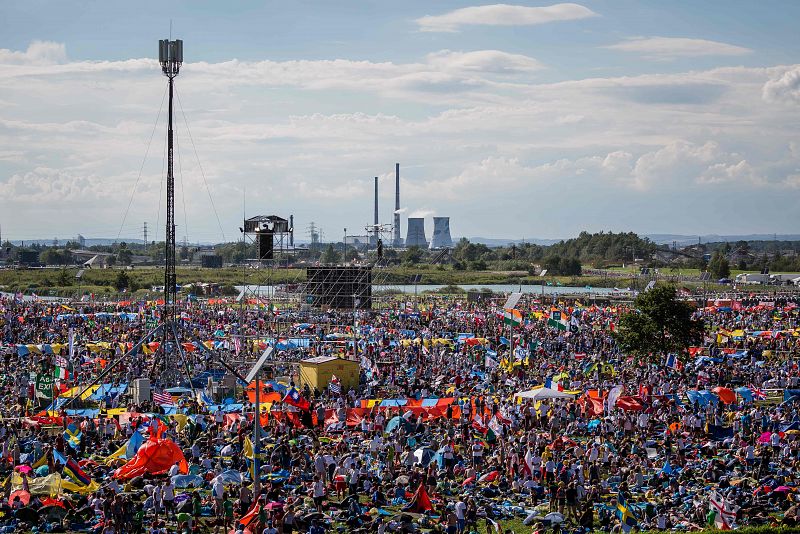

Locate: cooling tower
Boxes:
[430,217,452,249]
[405,218,428,248]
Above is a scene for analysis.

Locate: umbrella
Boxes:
[41,504,69,521]
[462,476,476,486]
[385,416,413,433]
[14,507,38,522]
[264,502,284,510]
[395,475,409,486]
[545,512,565,524]
[8,490,30,506]
[412,447,435,466]
[14,465,32,474]
[774,486,793,493]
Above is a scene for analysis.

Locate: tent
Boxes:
[515,387,576,401]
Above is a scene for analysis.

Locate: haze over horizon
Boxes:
[1,1,799,242]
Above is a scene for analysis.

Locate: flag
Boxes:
[283,387,310,411]
[748,384,767,400]
[471,413,487,434]
[153,390,175,406]
[68,327,75,359]
[485,353,499,369]
[64,423,82,450]
[544,377,564,391]
[616,492,638,532]
[709,491,737,530]
[503,308,522,327]
[234,336,242,356]
[547,311,568,331]
[328,374,341,395]
[54,450,92,487]
[664,353,682,370]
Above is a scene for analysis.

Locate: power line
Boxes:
[174,86,226,243]
[116,83,168,242]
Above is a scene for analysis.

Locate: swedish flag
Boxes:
[616,491,638,530]
[64,423,82,451]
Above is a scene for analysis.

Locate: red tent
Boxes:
[404,483,433,513]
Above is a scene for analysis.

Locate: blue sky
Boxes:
[1,1,799,242]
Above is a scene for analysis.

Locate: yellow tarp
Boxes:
[11,472,99,496]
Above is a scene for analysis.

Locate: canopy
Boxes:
[515,387,576,401]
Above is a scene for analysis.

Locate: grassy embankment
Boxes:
[0,264,755,299]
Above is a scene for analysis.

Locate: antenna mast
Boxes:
[159,38,183,327]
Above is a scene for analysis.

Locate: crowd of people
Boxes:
[0,288,799,533]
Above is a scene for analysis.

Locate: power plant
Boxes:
[430,217,452,249]
[365,162,452,251]
[405,218,428,248]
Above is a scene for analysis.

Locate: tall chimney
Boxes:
[393,163,401,247]
[373,176,379,246]
[289,215,294,247]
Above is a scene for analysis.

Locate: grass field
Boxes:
[0,265,635,298]
[1,263,787,299]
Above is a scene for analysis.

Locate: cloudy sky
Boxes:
[1,1,799,243]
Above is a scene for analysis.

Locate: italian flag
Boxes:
[55,366,70,380]
[503,309,522,326]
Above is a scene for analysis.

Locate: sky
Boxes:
[1,0,799,243]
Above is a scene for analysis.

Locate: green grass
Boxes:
[0,266,631,297]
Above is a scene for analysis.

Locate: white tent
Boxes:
[515,387,576,401]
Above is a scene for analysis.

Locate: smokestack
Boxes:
[393,163,401,247]
[289,215,294,247]
[373,177,379,246]
[374,177,379,227]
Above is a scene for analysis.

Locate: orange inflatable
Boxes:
[113,420,188,480]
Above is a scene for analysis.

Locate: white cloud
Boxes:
[606,37,752,60]
[0,41,67,65]
[763,66,800,104]
[1,40,800,239]
[416,3,596,33]
[425,50,543,75]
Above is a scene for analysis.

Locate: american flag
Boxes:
[152,390,175,406]
[748,384,767,400]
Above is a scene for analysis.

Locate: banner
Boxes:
[36,373,54,399]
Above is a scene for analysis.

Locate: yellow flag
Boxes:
[105,443,127,465]
[243,437,254,460]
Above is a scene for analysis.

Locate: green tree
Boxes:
[320,244,340,264]
[614,285,704,360]
[118,248,133,266]
[708,251,730,279]
[114,270,130,291]
[56,269,72,287]
[402,246,424,265]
